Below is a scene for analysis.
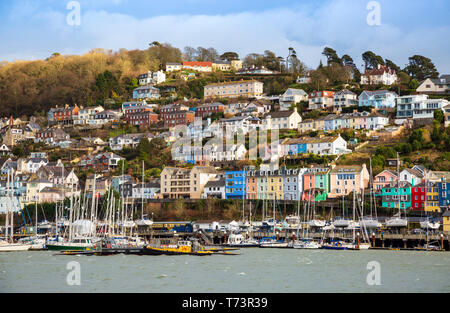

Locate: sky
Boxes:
[0,0,449,73]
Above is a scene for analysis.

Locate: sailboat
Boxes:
[386,153,408,228]
[1,169,32,252]
[259,194,288,248]
[420,218,440,230]
[135,161,154,227]
[333,196,351,228]
[293,190,322,249]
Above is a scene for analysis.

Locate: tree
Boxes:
[404,55,439,81]
[362,51,384,70]
[385,59,400,73]
[220,52,239,61]
[322,47,340,65]
[434,109,444,124]
[183,46,197,61]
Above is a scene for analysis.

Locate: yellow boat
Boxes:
[143,241,215,256]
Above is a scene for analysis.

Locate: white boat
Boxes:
[226,233,260,247]
[341,242,371,250]
[308,220,326,228]
[333,218,351,228]
[259,238,289,248]
[359,217,381,229]
[385,217,408,228]
[0,240,32,252]
[346,220,360,230]
[118,220,136,228]
[293,240,322,249]
[18,236,46,250]
[136,219,154,226]
[420,220,440,230]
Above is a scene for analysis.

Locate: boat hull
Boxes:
[46,244,93,251]
[0,244,32,252]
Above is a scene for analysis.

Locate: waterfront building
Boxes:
[282,167,306,201]
[202,178,226,199]
[411,183,426,211]
[328,164,370,198]
[425,182,440,213]
[225,170,247,199]
[302,166,330,201]
[374,170,398,193]
[439,179,450,211]
[381,181,412,210]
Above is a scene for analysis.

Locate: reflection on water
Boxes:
[0,249,449,293]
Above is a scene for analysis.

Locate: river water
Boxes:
[1,249,449,293]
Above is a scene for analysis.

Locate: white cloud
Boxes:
[1,0,449,73]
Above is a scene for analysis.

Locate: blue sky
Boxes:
[1,0,449,72]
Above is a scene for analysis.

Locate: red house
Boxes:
[411,184,426,211]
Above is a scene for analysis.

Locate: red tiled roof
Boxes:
[183,61,213,67]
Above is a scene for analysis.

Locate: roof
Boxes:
[330,165,364,174]
[205,80,262,87]
[363,65,396,76]
[205,178,225,188]
[284,136,340,145]
[183,61,213,67]
[264,110,297,119]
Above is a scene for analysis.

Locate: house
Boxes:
[138,70,166,85]
[399,168,424,186]
[302,166,330,201]
[48,105,79,125]
[93,110,120,125]
[359,90,398,109]
[438,178,450,211]
[194,103,225,119]
[328,164,370,198]
[237,66,274,75]
[210,144,247,162]
[132,85,160,100]
[85,175,111,197]
[35,127,70,144]
[443,210,450,233]
[367,111,390,130]
[160,166,218,199]
[225,171,247,199]
[280,89,308,111]
[2,126,26,147]
[202,178,226,199]
[334,90,358,112]
[410,183,426,211]
[39,187,77,203]
[223,102,247,116]
[109,133,146,151]
[163,110,195,128]
[282,135,350,156]
[35,164,79,190]
[395,94,448,125]
[26,178,54,203]
[0,144,10,156]
[166,63,183,72]
[360,64,397,86]
[416,75,450,94]
[308,91,335,110]
[374,170,398,192]
[74,106,105,126]
[424,182,440,212]
[263,108,302,130]
[131,181,160,200]
[212,60,243,72]
[126,111,159,127]
[296,72,312,84]
[80,152,124,172]
[298,118,326,133]
[443,104,450,127]
[241,102,270,117]
[182,61,213,72]
[381,181,412,210]
[17,154,49,174]
[282,167,307,201]
[218,116,261,136]
[204,80,264,99]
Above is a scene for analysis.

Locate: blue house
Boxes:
[359,90,397,109]
[225,171,246,199]
[438,180,450,209]
[132,85,160,100]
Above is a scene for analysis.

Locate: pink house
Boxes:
[373,170,398,192]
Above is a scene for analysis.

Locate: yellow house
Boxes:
[425,183,440,212]
[267,172,283,200]
[443,211,450,233]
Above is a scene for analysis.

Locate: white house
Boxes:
[360,64,398,86]
[282,135,351,156]
[416,75,450,94]
[263,108,302,130]
[166,63,182,72]
[367,112,390,130]
[279,88,308,111]
[209,144,247,162]
[399,168,424,186]
[359,90,398,109]
[396,94,448,124]
[74,106,105,126]
[131,182,160,200]
[202,178,226,199]
[334,89,358,111]
[218,116,261,136]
